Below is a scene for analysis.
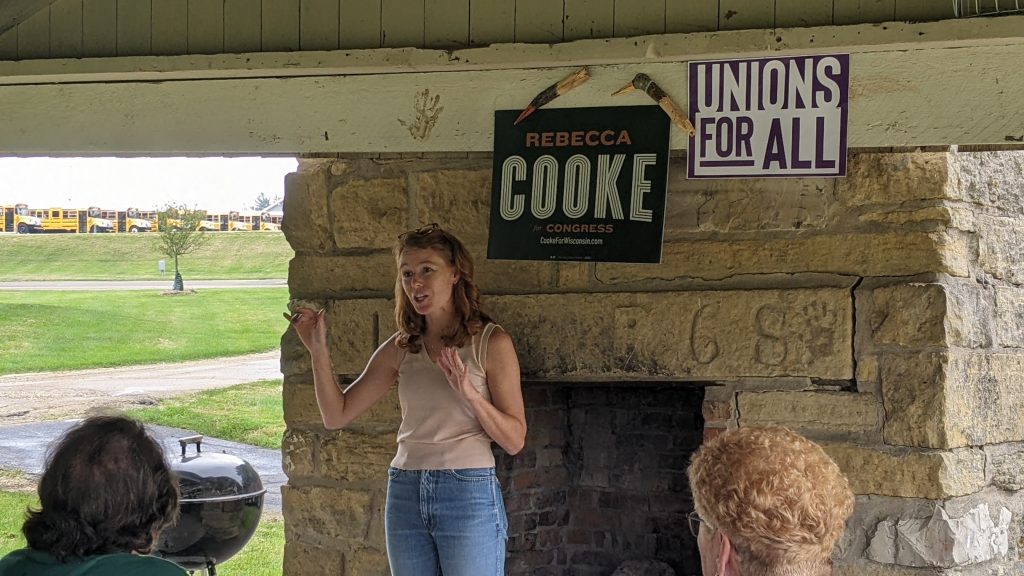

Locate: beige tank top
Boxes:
[390,323,499,470]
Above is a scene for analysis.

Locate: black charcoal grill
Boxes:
[156,435,266,575]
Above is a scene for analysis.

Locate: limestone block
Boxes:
[283,165,334,252]
[343,386,401,434]
[977,216,1024,286]
[838,152,952,205]
[866,283,991,350]
[278,297,395,382]
[867,284,947,348]
[288,253,395,297]
[948,151,1024,210]
[822,444,985,499]
[282,377,323,428]
[596,232,968,283]
[555,262,592,290]
[664,170,834,235]
[991,452,1024,492]
[281,327,314,378]
[858,206,952,228]
[345,544,391,576]
[866,504,1010,568]
[995,287,1024,348]
[319,429,397,484]
[326,299,396,375]
[329,177,408,249]
[881,352,1024,449]
[283,540,345,576]
[282,484,377,543]
[474,258,557,295]
[487,288,852,380]
[737,391,879,433]
[282,428,316,479]
[416,169,491,246]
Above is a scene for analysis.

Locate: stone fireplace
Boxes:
[497,382,704,575]
[279,150,1024,576]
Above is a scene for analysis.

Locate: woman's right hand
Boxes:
[285,307,327,353]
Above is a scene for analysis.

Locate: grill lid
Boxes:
[170,435,265,501]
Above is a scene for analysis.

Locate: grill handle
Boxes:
[179,435,204,457]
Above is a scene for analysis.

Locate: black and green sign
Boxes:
[488,106,670,263]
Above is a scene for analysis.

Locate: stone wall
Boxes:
[280,151,1024,575]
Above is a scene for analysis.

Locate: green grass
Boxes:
[129,380,285,449]
[0,288,289,375]
[0,492,35,556]
[217,515,284,576]
[0,233,291,281]
[0,491,284,576]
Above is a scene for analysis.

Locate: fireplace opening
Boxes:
[496,382,707,576]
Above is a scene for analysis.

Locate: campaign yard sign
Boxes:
[687,54,849,179]
[488,106,670,263]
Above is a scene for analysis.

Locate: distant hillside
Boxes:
[0,232,291,280]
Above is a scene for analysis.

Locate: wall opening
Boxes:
[496,381,707,576]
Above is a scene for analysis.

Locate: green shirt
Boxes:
[0,549,187,576]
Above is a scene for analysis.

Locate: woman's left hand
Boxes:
[437,347,482,403]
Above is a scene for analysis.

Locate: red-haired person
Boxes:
[687,426,854,576]
[288,224,526,576]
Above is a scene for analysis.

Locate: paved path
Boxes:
[0,351,280,401]
[0,279,287,291]
[0,352,286,512]
[0,420,285,513]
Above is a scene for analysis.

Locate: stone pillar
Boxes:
[279,151,1024,576]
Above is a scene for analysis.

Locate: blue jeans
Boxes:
[385,467,508,576]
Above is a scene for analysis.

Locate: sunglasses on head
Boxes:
[398,222,442,241]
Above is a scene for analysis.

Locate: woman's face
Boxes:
[399,247,458,318]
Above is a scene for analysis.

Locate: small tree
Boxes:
[156,204,210,291]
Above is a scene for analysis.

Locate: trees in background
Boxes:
[251,193,281,211]
[155,204,209,291]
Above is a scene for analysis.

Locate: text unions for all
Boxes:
[691,55,845,173]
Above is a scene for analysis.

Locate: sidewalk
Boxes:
[0,351,286,512]
[0,420,285,513]
[0,279,287,291]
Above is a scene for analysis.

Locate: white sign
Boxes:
[687,54,849,178]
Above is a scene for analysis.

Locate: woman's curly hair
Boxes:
[22,415,180,561]
[688,426,854,576]
[393,225,492,353]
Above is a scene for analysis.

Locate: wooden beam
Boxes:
[0,15,1021,85]
[0,0,59,37]
[0,41,1019,154]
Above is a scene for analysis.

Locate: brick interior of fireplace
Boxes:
[496,383,706,576]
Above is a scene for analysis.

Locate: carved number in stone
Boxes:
[754,304,788,366]
[690,304,720,365]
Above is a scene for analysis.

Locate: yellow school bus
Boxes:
[116,208,154,232]
[260,212,282,231]
[197,213,227,231]
[226,211,252,231]
[133,209,161,232]
[2,204,44,233]
[25,207,114,233]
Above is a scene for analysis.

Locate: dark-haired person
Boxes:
[687,426,855,576]
[289,224,526,576]
[0,415,185,576]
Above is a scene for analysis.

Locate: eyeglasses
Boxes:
[398,222,441,241]
[687,510,707,538]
